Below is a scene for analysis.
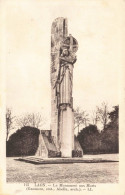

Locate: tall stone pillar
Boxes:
[51,18,78,157]
[51,18,68,149]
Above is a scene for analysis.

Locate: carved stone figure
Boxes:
[51,17,83,157]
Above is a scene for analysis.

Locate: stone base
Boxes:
[73,136,83,157]
[72,150,83,157]
[36,130,83,158]
[48,150,61,158]
[35,130,58,158]
[17,156,118,165]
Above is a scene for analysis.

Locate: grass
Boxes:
[6,154,119,183]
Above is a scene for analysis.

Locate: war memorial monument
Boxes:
[19,17,83,163]
[35,17,83,159]
[49,17,83,158]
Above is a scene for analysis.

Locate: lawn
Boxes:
[6,154,119,183]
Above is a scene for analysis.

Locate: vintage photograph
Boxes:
[2,0,121,188]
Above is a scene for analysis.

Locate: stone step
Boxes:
[16,156,119,165]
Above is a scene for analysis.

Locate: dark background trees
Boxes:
[99,105,119,153]
[6,110,46,157]
[77,105,119,154]
[6,126,40,157]
[77,125,101,154]
[6,104,119,156]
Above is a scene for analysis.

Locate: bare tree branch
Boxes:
[74,107,89,133]
[97,102,109,130]
[6,108,15,141]
[91,108,100,126]
[16,112,46,129]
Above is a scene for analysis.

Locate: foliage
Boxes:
[100,105,119,153]
[77,105,119,154]
[6,126,40,157]
[108,105,119,128]
[77,125,100,154]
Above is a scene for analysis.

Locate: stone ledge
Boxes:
[16,156,119,165]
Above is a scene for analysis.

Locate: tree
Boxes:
[77,125,100,154]
[100,105,119,153]
[76,105,119,154]
[97,102,109,130]
[16,115,28,128]
[91,108,100,126]
[16,112,46,129]
[6,126,40,157]
[74,107,89,134]
[108,105,119,126]
[6,108,15,141]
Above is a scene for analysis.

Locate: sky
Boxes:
[4,0,122,130]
